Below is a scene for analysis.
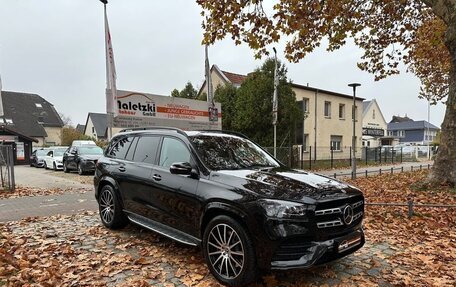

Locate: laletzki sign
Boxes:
[112,90,222,130]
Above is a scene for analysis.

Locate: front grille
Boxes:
[314,197,364,230]
[272,240,314,262]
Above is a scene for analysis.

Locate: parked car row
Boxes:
[30,140,104,175]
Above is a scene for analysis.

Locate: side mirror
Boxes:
[71,150,77,155]
[169,162,193,175]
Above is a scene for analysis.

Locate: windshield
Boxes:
[36,150,47,156]
[189,134,280,170]
[54,150,65,156]
[79,146,103,155]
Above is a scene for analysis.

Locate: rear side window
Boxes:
[109,136,134,159]
[133,136,160,164]
[159,137,191,168]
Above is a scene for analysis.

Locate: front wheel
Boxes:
[98,184,128,229]
[63,162,69,173]
[203,215,257,287]
[77,163,84,175]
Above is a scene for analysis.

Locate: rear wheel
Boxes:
[203,215,257,287]
[98,184,128,229]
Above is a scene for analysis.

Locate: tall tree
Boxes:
[234,58,301,146]
[197,0,456,186]
[214,84,237,131]
[171,82,198,99]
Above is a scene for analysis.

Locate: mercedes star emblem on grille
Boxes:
[343,205,354,225]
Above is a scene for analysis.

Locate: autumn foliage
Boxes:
[1,171,454,286]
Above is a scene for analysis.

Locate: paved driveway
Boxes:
[0,166,97,222]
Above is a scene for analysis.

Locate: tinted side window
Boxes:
[108,136,134,159]
[159,137,191,168]
[125,137,138,161]
[133,136,160,164]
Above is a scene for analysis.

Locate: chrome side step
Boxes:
[127,213,200,247]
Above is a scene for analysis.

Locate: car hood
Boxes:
[211,168,361,203]
[79,155,102,160]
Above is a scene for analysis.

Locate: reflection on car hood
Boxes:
[79,155,102,160]
[212,168,361,203]
[53,156,63,161]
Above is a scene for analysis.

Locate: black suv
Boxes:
[94,128,364,286]
[63,145,103,175]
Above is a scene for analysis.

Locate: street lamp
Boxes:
[348,83,361,179]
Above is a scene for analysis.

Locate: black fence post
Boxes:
[365,170,368,177]
[391,167,393,174]
[309,146,312,170]
[330,148,334,168]
[349,146,352,167]
[420,164,422,170]
[401,147,403,163]
[379,168,382,175]
[407,200,414,218]
[411,166,414,171]
[401,166,404,172]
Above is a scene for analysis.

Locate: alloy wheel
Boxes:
[99,188,115,224]
[207,223,245,280]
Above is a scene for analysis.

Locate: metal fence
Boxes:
[265,145,437,169]
[0,145,15,191]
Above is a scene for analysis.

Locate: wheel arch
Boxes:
[200,202,251,238]
[96,176,123,208]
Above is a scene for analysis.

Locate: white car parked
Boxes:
[44,147,68,170]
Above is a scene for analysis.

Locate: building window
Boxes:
[330,135,342,151]
[35,103,43,108]
[399,130,404,137]
[324,101,331,118]
[302,98,309,113]
[352,106,358,120]
[302,134,309,151]
[92,127,95,134]
[373,109,376,119]
[339,104,345,119]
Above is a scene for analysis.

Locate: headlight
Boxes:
[258,199,313,219]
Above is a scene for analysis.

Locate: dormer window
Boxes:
[38,116,44,124]
[35,103,43,108]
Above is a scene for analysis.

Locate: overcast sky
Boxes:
[0,0,445,127]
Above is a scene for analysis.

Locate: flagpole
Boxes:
[272,48,278,158]
[101,0,113,140]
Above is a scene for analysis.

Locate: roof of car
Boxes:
[116,127,246,139]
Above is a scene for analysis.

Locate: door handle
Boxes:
[118,166,126,172]
[152,174,162,181]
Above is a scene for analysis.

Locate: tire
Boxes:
[98,184,128,229]
[203,215,257,287]
[63,162,69,173]
[77,163,84,175]
[53,162,57,171]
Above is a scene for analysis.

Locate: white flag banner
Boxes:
[272,55,279,125]
[0,73,4,117]
[104,5,117,116]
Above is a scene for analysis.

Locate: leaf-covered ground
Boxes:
[0,171,454,286]
[0,186,88,200]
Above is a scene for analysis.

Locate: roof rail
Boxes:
[197,130,248,139]
[119,126,186,136]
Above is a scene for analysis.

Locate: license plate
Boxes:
[338,234,362,253]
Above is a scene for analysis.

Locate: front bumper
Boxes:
[79,160,97,172]
[270,228,364,270]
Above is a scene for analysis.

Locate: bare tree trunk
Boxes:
[429,23,456,186]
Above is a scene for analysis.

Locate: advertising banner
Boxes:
[16,142,25,160]
[113,90,222,130]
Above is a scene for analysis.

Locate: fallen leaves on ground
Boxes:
[0,171,454,286]
[0,186,90,199]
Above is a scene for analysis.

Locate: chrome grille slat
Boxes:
[317,219,343,228]
[352,200,363,209]
[315,207,341,216]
